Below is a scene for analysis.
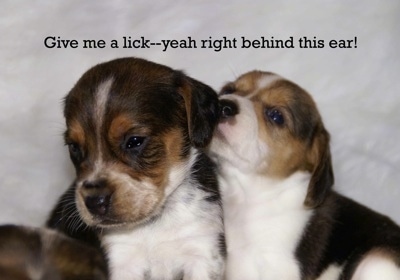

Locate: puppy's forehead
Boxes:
[229,70,280,97]
[230,71,321,140]
[64,58,184,129]
[231,71,315,106]
[65,59,176,112]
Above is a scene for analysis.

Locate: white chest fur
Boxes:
[219,166,313,280]
[102,182,224,280]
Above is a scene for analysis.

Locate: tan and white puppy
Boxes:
[210,70,400,280]
[48,57,225,280]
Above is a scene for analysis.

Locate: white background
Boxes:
[1,0,399,226]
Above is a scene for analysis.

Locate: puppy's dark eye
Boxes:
[68,143,82,160]
[124,136,146,150]
[266,109,284,125]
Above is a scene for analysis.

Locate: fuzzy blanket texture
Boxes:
[1,0,399,227]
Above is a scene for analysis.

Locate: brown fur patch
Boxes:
[164,128,185,167]
[232,70,274,96]
[67,119,85,146]
[108,114,134,143]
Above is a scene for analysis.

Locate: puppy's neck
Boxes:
[219,161,314,280]
[217,161,311,209]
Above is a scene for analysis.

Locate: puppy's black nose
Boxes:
[84,195,111,216]
[219,99,239,119]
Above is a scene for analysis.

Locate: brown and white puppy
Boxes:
[209,70,400,280]
[0,225,107,280]
[48,57,225,280]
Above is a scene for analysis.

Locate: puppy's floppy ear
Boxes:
[304,126,334,208]
[177,73,219,148]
